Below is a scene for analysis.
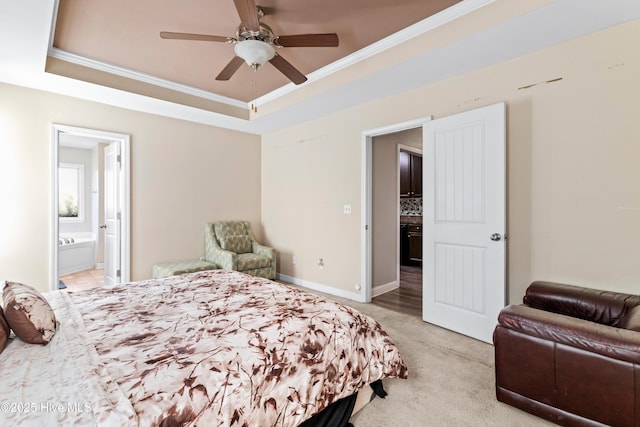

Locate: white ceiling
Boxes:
[1,0,639,135]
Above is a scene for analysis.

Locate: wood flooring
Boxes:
[59,268,104,292]
[372,265,422,317]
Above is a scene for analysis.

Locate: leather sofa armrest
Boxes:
[497,304,640,364]
[524,281,640,326]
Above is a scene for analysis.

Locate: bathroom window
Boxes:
[59,163,84,222]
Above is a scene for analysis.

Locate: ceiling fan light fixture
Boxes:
[234,40,275,70]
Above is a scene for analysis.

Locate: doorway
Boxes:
[370,134,424,317]
[360,116,431,309]
[50,124,131,291]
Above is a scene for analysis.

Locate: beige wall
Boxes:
[371,134,400,290]
[0,84,261,292]
[1,21,638,302]
[262,21,640,303]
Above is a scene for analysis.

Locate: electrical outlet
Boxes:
[292,256,297,265]
[317,257,324,269]
[343,204,352,215]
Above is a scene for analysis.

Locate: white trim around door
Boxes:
[51,124,131,291]
[361,116,432,303]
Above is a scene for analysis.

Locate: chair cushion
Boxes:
[219,235,252,254]
[237,253,271,271]
[214,221,250,240]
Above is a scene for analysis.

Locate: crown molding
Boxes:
[46,0,495,112]
[46,48,249,110]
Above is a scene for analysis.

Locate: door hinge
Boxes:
[117,154,121,164]
[116,269,121,278]
[117,212,121,220]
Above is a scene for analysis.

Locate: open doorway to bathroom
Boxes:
[58,140,103,291]
[51,125,130,292]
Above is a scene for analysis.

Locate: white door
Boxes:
[104,142,121,286]
[422,102,506,344]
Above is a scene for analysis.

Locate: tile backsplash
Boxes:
[400,198,422,216]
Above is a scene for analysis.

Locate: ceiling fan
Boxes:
[160,0,339,85]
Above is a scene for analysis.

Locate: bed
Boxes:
[0,270,407,426]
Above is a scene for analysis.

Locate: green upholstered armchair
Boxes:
[204,221,276,280]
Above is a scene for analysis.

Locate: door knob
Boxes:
[99,224,107,230]
[490,233,502,241]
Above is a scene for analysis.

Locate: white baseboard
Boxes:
[95,263,104,269]
[372,280,399,297]
[277,273,366,303]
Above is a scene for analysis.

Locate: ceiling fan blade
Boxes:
[215,56,245,81]
[269,54,307,85]
[275,33,339,48]
[160,31,231,43]
[233,0,260,33]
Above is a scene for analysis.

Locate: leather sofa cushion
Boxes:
[618,306,640,332]
[498,304,640,364]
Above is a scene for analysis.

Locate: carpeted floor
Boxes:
[308,291,555,427]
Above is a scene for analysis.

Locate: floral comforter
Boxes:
[69,270,407,426]
[0,291,137,427]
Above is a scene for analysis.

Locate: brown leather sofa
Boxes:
[493,281,640,427]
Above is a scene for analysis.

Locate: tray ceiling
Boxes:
[52,0,462,103]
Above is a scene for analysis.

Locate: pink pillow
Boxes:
[2,281,57,344]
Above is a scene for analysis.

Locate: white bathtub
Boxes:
[58,234,96,275]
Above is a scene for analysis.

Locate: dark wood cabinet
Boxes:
[400,223,422,266]
[400,224,409,265]
[407,224,422,265]
[411,154,422,197]
[399,150,422,198]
